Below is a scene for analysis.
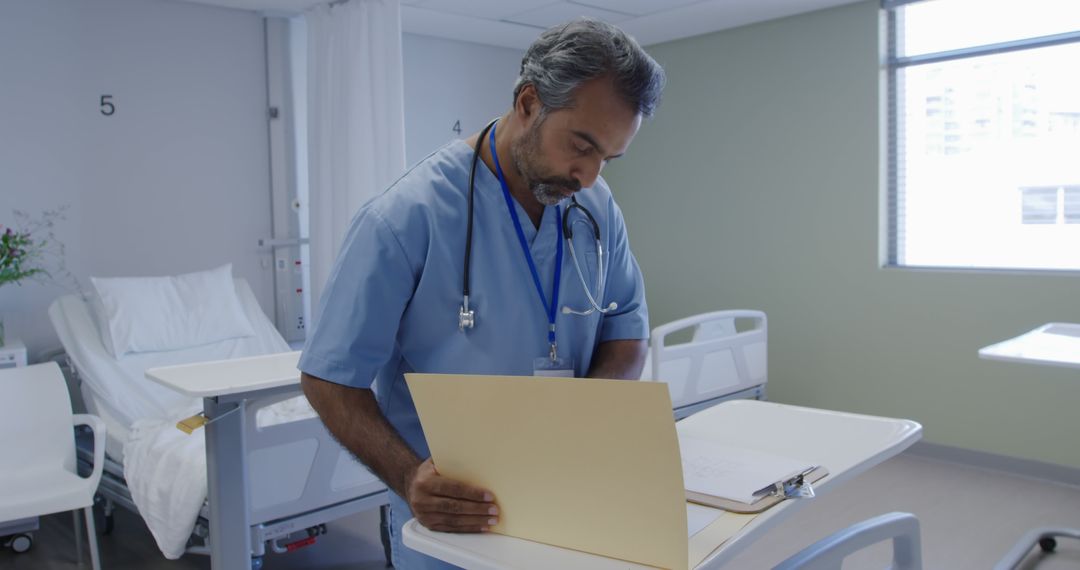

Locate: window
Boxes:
[885,0,1080,271]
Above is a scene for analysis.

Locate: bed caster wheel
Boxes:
[251,555,264,570]
[93,495,115,535]
[1039,537,1057,552]
[10,534,32,553]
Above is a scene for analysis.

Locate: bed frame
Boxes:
[641,310,768,419]
[50,283,392,568]
[71,352,391,569]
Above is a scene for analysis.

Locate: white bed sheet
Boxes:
[49,279,315,559]
[50,279,290,431]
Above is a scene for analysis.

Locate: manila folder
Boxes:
[406,373,689,570]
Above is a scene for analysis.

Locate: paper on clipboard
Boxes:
[679,436,827,514]
[680,436,817,504]
[406,373,689,570]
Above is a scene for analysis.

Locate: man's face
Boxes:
[511,78,643,206]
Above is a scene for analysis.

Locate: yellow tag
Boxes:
[176,414,208,435]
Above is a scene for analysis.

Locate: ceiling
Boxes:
[170,0,862,49]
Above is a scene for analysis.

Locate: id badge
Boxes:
[533,356,575,378]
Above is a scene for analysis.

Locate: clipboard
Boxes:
[685,465,829,513]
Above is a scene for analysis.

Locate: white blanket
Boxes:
[123,396,319,559]
[124,411,206,559]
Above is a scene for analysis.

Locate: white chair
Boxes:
[773,512,922,570]
[0,362,105,569]
[641,310,767,419]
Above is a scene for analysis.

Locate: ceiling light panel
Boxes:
[415,0,555,20]
[401,4,539,49]
[571,0,705,17]
[503,1,632,28]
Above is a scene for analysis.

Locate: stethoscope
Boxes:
[459,119,617,332]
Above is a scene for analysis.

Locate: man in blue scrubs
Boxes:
[299,18,665,568]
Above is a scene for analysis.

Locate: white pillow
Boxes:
[90,264,256,357]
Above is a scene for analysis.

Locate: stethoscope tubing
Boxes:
[460,118,616,331]
[462,119,497,304]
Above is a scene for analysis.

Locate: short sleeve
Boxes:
[598,200,650,342]
[298,207,418,388]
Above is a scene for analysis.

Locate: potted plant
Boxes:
[0,207,73,346]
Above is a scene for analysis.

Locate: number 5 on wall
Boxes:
[100,95,115,116]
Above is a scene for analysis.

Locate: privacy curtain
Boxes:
[306,0,406,318]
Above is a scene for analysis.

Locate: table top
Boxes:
[404,399,922,569]
[978,322,1080,370]
[144,351,301,397]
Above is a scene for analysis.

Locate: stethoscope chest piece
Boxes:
[459,296,475,330]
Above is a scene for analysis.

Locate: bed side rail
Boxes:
[241,389,388,526]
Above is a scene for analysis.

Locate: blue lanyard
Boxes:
[489,122,563,354]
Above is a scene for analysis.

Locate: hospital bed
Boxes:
[642,310,768,419]
[48,279,389,569]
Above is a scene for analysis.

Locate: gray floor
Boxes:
[3,453,1079,569]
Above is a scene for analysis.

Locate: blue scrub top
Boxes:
[298,139,649,458]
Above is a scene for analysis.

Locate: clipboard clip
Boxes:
[753,466,818,501]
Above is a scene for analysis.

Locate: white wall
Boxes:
[0,0,272,359]
[402,33,523,167]
[0,10,525,359]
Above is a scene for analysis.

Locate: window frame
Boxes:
[883,0,1080,271]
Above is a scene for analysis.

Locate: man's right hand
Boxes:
[299,377,497,533]
[406,458,499,533]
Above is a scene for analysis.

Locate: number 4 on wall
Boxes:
[100,95,115,116]
[452,120,461,135]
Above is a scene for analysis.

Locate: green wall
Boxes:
[605,1,1080,468]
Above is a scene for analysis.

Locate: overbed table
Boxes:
[980,323,1080,570]
[145,352,387,570]
[404,399,922,569]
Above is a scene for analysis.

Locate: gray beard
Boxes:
[532,183,565,206]
[512,118,578,206]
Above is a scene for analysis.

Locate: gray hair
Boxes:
[513,18,666,118]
